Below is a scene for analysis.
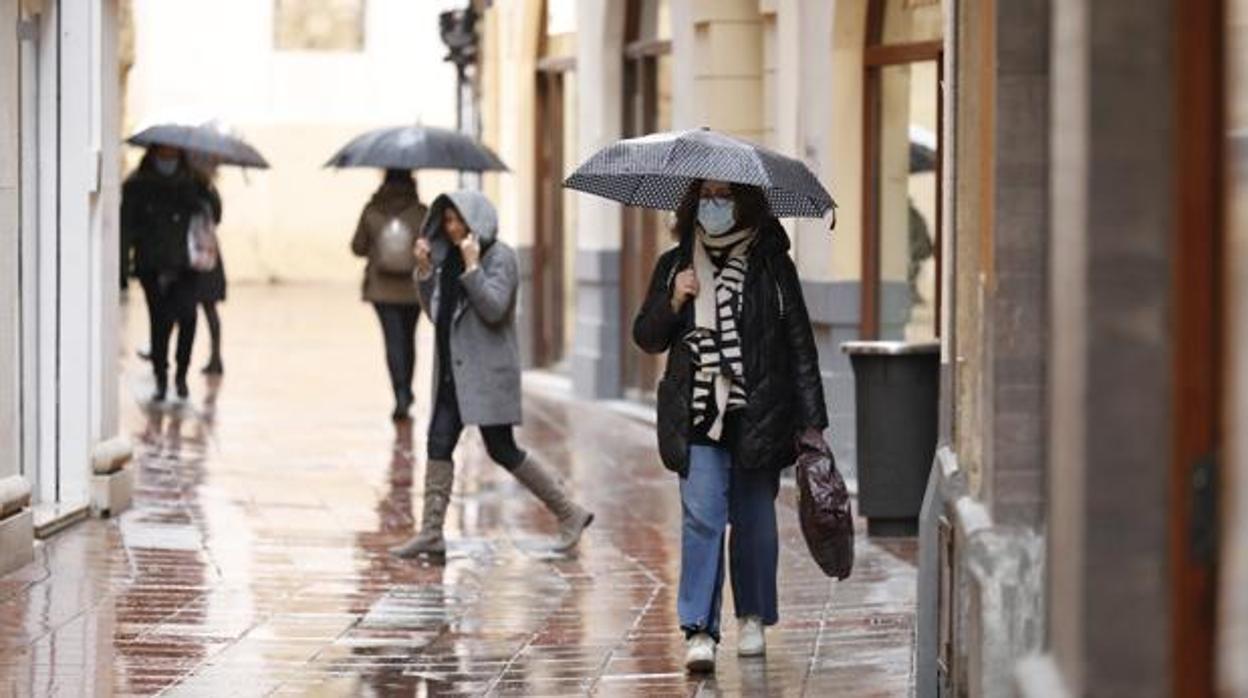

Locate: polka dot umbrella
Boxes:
[563,128,836,220]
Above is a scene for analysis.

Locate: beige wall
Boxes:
[481,0,542,250]
[126,0,461,284]
[572,0,624,253]
[675,0,766,141]
[669,0,847,279]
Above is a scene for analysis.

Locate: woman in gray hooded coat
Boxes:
[390,190,594,558]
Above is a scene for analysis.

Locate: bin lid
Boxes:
[840,340,941,356]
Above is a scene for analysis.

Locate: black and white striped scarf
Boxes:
[684,225,756,441]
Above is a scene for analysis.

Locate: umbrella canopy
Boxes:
[909,125,938,173]
[563,128,835,219]
[127,123,269,169]
[325,125,508,172]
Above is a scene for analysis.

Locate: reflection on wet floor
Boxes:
[0,285,916,696]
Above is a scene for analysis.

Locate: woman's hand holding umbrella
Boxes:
[670,268,700,314]
[413,238,433,279]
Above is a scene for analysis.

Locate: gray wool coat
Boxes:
[416,190,522,427]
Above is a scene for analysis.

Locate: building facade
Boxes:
[1,0,1244,693]
[475,1,1248,695]
[927,0,1247,695]
[475,0,948,480]
[0,0,128,574]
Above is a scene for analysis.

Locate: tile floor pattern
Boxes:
[0,284,916,697]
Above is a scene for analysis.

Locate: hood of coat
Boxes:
[422,190,500,266]
[368,180,421,216]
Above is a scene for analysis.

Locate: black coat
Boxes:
[196,183,226,302]
[121,165,215,277]
[633,219,828,476]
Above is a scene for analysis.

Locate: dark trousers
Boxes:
[373,303,420,408]
[139,272,199,381]
[427,378,526,469]
[201,301,221,362]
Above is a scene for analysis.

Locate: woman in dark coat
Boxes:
[121,146,216,401]
[632,179,828,673]
[351,169,427,421]
[188,156,225,375]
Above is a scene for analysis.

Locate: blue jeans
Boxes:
[677,445,780,641]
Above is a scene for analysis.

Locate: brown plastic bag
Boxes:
[795,431,854,580]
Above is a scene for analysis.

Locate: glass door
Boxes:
[862,0,943,340]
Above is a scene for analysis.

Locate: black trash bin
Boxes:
[842,341,940,537]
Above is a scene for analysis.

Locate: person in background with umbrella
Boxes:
[187,152,225,376]
[327,125,507,422]
[389,190,594,559]
[121,145,217,402]
[632,179,828,673]
[351,169,427,421]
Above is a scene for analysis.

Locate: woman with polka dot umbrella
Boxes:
[563,127,835,221]
[573,129,842,674]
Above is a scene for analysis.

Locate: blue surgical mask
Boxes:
[697,197,736,235]
[154,156,179,177]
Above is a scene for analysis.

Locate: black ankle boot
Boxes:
[154,374,168,402]
[175,375,189,400]
[202,357,223,375]
[392,391,413,422]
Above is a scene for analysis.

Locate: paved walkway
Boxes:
[0,284,916,697]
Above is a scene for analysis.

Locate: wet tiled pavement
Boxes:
[0,284,916,696]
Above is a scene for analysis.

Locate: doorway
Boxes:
[534,59,576,370]
[1170,0,1224,693]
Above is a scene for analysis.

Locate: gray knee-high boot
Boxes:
[391,459,455,558]
[510,456,594,551]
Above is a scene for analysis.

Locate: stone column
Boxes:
[490,1,543,366]
[55,0,97,509]
[90,0,134,518]
[1047,0,1176,693]
[922,1,1051,695]
[0,0,36,575]
[570,0,625,400]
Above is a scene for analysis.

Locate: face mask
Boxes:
[697,197,736,235]
[154,157,179,177]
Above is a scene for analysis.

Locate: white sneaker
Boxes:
[684,633,716,673]
[738,616,766,657]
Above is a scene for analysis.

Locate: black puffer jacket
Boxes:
[633,219,828,476]
[121,164,215,276]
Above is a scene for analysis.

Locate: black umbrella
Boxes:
[325,125,508,172]
[909,125,938,173]
[127,123,269,169]
[563,128,835,219]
